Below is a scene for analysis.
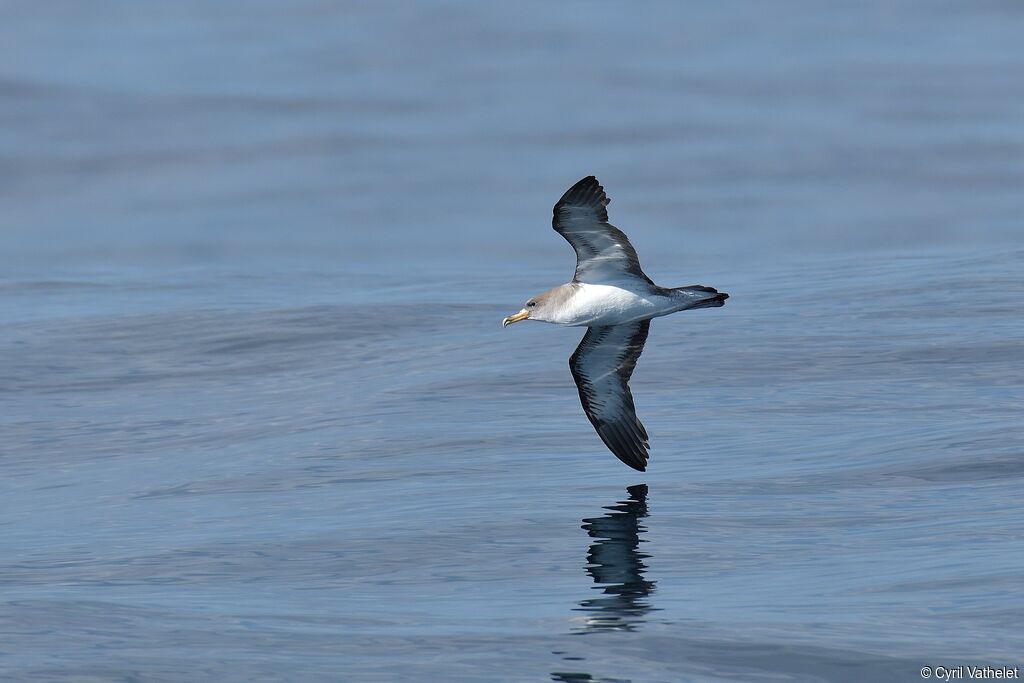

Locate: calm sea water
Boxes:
[3,2,1023,681]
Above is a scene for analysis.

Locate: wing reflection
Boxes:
[573,483,656,633]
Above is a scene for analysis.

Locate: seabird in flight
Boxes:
[502,176,728,471]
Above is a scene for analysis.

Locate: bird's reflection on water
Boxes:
[551,485,655,681]
[573,483,656,633]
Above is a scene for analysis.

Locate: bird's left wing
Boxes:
[553,176,652,284]
[569,320,651,471]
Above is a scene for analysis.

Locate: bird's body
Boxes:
[503,176,728,471]
[534,281,723,327]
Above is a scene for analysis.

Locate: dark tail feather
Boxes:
[673,285,729,309]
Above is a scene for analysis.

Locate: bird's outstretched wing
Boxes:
[553,176,652,284]
[569,320,651,471]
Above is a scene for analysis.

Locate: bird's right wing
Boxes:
[569,320,651,471]
[553,176,651,284]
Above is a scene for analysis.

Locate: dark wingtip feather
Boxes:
[554,176,611,223]
[596,422,649,471]
[568,176,609,206]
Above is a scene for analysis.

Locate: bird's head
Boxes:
[502,287,565,327]
[501,298,536,327]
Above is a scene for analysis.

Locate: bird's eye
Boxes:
[527,301,536,308]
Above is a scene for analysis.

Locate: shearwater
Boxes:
[502,176,729,471]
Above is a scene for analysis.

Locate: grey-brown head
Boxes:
[501,285,573,327]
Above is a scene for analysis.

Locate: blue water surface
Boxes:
[2,2,1023,681]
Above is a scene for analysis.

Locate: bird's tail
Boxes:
[671,285,729,309]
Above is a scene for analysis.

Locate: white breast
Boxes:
[554,283,670,326]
